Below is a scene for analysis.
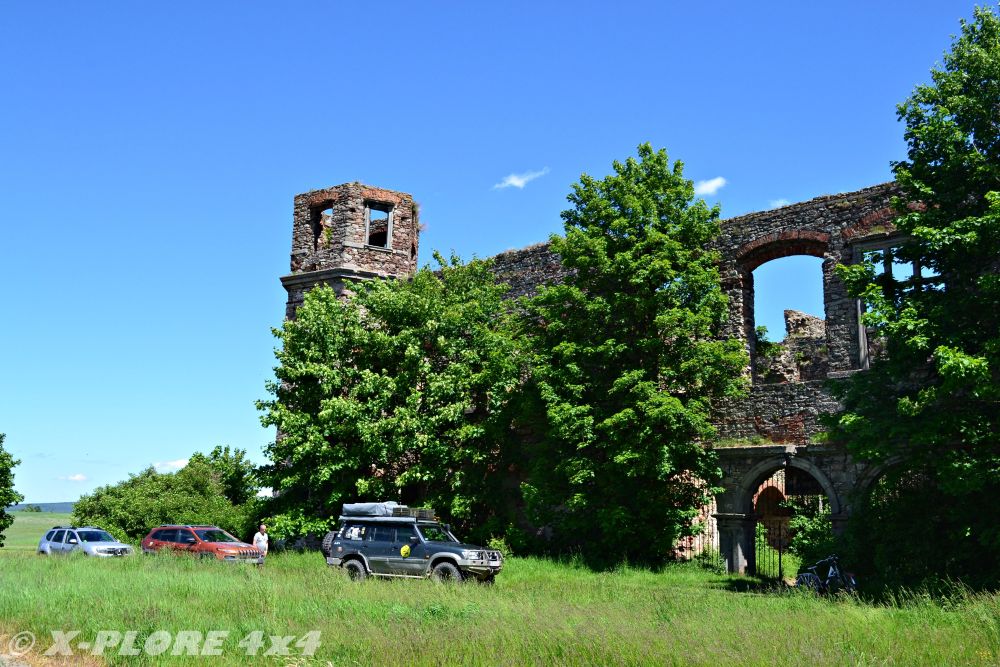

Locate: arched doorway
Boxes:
[751,466,831,579]
[736,457,841,579]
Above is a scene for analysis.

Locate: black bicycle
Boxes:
[795,555,857,594]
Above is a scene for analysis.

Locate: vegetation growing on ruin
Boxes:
[521,144,748,566]
[829,5,1000,589]
[259,146,748,563]
[258,254,526,543]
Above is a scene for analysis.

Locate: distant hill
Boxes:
[9,502,75,514]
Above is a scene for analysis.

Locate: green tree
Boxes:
[258,255,525,541]
[830,6,1000,587]
[522,144,747,567]
[188,445,258,506]
[73,459,250,542]
[0,434,25,547]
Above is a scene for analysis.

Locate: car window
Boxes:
[395,525,417,541]
[65,531,79,543]
[175,530,197,544]
[52,530,66,543]
[152,529,175,542]
[78,530,115,543]
[45,530,55,541]
[417,524,458,543]
[370,525,395,542]
[194,529,239,543]
[341,523,368,541]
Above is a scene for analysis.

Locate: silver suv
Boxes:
[38,526,133,557]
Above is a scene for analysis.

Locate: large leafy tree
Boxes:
[73,459,250,542]
[0,434,25,548]
[188,445,259,506]
[258,256,525,541]
[831,6,1000,587]
[522,144,747,566]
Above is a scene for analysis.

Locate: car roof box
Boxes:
[341,501,401,517]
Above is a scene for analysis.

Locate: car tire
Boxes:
[344,559,367,581]
[477,575,495,586]
[431,561,463,583]
[320,531,337,557]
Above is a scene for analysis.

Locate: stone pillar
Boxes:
[715,513,756,574]
[830,512,849,537]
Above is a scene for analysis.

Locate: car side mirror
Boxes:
[68,538,78,545]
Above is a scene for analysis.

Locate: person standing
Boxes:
[253,523,268,565]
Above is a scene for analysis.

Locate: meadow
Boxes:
[1,513,998,666]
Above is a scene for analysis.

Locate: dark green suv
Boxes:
[320,504,503,583]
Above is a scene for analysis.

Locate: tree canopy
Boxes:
[521,144,747,565]
[0,434,24,548]
[830,5,1000,587]
[258,255,525,541]
[73,457,254,542]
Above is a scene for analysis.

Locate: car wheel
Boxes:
[477,575,495,586]
[431,561,463,583]
[344,559,367,581]
[320,531,337,558]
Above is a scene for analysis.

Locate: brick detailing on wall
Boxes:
[711,181,902,442]
[281,182,419,318]
[488,242,569,299]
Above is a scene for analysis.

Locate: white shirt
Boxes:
[253,531,268,553]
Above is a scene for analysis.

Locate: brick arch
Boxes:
[734,230,831,273]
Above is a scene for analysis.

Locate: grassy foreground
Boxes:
[1,514,998,666]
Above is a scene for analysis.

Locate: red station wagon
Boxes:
[141,525,261,562]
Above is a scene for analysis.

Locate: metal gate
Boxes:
[753,467,825,579]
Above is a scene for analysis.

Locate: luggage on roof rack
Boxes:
[341,502,400,517]
[340,502,436,519]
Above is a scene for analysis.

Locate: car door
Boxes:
[64,530,81,553]
[173,529,198,554]
[148,529,175,552]
[50,530,66,554]
[365,524,394,574]
[386,523,426,575]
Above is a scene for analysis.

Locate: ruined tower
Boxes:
[280,183,420,318]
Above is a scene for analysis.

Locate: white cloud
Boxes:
[694,177,727,196]
[493,167,550,190]
[154,459,188,472]
[769,198,791,209]
[256,487,274,498]
[60,473,87,482]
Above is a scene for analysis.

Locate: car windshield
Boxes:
[194,529,240,543]
[417,524,458,543]
[78,530,116,543]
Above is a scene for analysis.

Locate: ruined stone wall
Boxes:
[488,242,569,298]
[281,180,904,445]
[282,183,420,318]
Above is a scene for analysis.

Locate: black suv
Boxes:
[320,503,503,583]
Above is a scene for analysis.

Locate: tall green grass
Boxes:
[0,513,997,665]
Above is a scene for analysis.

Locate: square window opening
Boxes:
[365,203,392,248]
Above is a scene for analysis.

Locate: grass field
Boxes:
[1,513,998,666]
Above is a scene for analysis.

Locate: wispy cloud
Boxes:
[694,177,727,196]
[60,473,87,482]
[154,459,188,472]
[769,198,791,209]
[493,167,550,190]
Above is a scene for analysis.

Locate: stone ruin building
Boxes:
[280,180,910,574]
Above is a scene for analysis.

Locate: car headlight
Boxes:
[462,550,483,560]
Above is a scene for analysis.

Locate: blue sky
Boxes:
[0,1,978,502]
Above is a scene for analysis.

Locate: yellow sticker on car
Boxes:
[400,544,411,558]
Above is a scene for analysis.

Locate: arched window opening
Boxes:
[751,255,826,384]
